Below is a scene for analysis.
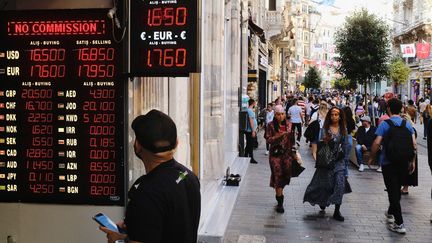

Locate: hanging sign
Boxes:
[130,0,199,77]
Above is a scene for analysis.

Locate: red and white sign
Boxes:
[416,43,430,59]
[400,43,416,58]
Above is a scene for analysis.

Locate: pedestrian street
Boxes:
[224,122,432,243]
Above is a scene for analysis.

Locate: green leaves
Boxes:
[303,66,322,89]
[389,58,410,85]
[334,8,390,85]
[332,78,356,90]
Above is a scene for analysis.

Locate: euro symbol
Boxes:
[180,31,186,40]
[140,32,146,40]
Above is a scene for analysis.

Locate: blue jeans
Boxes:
[378,150,384,167]
[344,135,353,177]
[355,144,364,165]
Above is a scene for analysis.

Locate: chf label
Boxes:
[6,102,16,109]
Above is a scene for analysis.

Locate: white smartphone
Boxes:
[93,213,125,233]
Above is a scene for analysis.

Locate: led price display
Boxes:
[130,0,198,77]
[0,9,125,205]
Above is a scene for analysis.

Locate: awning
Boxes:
[248,18,266,43]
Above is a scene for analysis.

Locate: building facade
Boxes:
[392,0,432,101]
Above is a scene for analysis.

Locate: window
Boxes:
[269,0,276,11]
[302,4,308,13]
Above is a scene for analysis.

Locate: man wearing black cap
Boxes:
[100,109,201,243]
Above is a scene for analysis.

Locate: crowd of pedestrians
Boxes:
[243,90,432,235]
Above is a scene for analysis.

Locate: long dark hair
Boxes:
[342,106,355,134]
[323,107,347,137]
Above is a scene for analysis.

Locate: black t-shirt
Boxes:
[125,159,201,243]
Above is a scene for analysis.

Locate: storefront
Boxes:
[423,71,432,99]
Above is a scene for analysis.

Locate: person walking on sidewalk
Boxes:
[422,104,432,140]
[265,105,295,214]
[288,98,304,142]
[264,103,275,155]
[400,114,418,195]
[368,98,416,234]
[245,99,258,164]
[427,118,432,223]
[343,106,356,177]
[310,101,329,160]
[303,107,350,221]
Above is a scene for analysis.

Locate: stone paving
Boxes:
[224,123,432,243]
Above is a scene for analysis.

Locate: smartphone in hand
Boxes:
[93,213,126,234]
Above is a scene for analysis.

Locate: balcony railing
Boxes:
[267,10,283,27]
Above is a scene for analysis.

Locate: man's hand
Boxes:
[252,131,256,138]
[99,226,127,243]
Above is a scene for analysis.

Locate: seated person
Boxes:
[355,116,376,172]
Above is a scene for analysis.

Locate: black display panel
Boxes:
[0,9,125,205]
[130,0,199,77]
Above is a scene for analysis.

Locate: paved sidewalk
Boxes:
[224,123,432,243]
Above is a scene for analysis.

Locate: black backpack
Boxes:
[304,114,320,142]
[310,106,319,117]
[384,119,415,165]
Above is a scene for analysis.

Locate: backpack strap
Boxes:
[384,119,394,127]
[401,119,407,128]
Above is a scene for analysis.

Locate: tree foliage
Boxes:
[303,66,322,89]
[334,8,391,85]
[389,58,410,86]
[332,78,355,90]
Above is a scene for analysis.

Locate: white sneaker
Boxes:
[385,212,395,223]
[388,223,406,234]
[358,164,364,172]
[376,166,382,173]
[265,151,269,155]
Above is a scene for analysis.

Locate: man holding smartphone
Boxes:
[99,110,201,243]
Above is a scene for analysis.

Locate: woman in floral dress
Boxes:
[265,105,295,213]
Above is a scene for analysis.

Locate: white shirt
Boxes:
[288,105,303,123]
[266,110,274,124]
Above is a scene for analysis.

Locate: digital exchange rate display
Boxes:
[130,0,199,77]
[0,9,125,205]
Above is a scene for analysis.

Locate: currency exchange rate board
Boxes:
[0,9,126,205]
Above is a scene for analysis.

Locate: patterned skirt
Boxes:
[303,161,349,206]
[269,156,292,188]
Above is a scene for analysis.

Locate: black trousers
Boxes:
[245,131,254,159]
[291,123,302,141]
[382,163,407,225]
